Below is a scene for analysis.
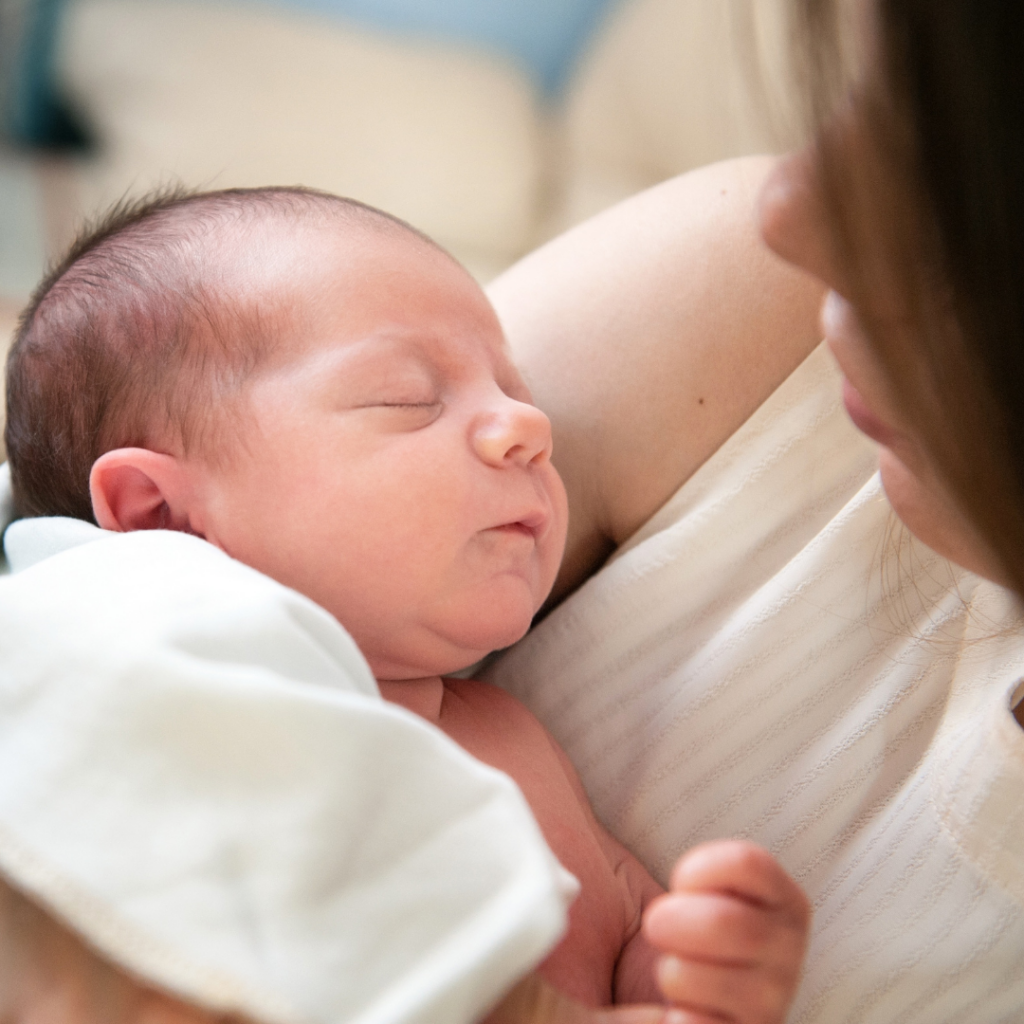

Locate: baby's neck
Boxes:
[377,676,446,724]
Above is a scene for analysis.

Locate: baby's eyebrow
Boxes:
[302,332,427,373]
[294,335,441,400]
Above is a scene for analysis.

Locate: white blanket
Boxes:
[0,515,576,1024]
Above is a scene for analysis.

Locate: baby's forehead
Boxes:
[209,214,414,324]
[235,216,491,332]
[185,204,515,410]
[247,203,434,265]
[221,212,449,310]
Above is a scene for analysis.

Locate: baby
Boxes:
[4,187,809,1021]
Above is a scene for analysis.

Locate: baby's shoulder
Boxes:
[439,676,564,765]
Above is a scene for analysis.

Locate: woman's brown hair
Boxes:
[793,0,1024,593]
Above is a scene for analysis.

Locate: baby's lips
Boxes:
[486,505,549,539]
[515,508,549,536]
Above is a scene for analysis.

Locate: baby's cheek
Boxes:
[543,475,570,581]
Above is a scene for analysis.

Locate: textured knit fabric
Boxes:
[484,343,1024,1024]
[0,521,575,1024]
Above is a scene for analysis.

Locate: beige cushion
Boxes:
[542,0,799,236]
[59,0,548,280]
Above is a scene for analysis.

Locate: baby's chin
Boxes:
[368,606,538,680]
[457,596,539,654]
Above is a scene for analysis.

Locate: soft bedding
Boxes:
[0,510,575,1024]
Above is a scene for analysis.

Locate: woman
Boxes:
[483,1,1024,1022]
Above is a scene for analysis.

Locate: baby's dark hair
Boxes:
[4,185,440,522]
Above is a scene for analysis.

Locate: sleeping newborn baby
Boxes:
[4,187,809,1021]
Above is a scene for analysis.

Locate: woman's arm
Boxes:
[488,156,825,602]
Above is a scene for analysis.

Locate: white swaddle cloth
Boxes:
[0,515,576,1024]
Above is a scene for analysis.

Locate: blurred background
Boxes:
[0,0,800,448]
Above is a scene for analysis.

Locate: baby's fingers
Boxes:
[654,954,793,1024]
[669,842,808,926]
[643,890,801,966]
[641,842,810,1024]
[483,974,687,1024]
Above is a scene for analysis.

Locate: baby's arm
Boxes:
[606,843,667,1006]
[642,841,810,1024]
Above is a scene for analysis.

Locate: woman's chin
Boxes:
[879,449,1005,582]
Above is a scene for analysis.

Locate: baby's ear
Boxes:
[90,449,201,535]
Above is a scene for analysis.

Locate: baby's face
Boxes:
[190,220,568,680]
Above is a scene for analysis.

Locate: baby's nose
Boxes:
[472,399,553,468]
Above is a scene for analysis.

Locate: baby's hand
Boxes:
[641,841,810,1024]
[484,973,690,1024]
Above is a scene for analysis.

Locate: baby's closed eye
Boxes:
[357,398,443,428]
[353,368,439,411]
[370,398,440,408]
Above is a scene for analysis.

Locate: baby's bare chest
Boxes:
[437,678,638,1006]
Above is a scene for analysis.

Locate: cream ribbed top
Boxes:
[484,344,1024,1023]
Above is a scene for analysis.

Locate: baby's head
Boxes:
[6,187,567,678]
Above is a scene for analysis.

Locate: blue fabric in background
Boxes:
[0,0,88,147]
[264,0,621,93]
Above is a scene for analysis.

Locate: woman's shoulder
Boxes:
[489,158,826,602]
